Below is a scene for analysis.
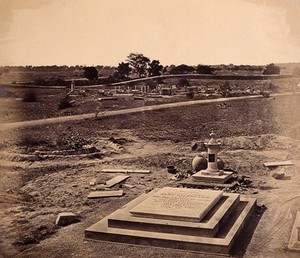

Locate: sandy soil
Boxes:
[0,93,300,258]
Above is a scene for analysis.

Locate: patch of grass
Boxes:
[19,135,49,147]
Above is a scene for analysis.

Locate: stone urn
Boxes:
[192,154,207,172]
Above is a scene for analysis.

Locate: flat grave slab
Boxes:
[288,211,300,252]
[97,175,129,188]
[101,169,151,174]
[87,190,123,199]
[129,187,223,222]
[263,160,294,167]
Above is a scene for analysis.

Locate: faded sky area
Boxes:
[0,0,300,66]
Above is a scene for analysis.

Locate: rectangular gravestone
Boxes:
[101,169,151,174]
[87,190,123,199]
[130,187,223,222]
[97,175,129,189]
[263,160,294,167]
[288,211,300,252]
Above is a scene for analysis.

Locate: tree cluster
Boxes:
[83,67,99,81]
[170,64,195,74]
[263,63,280,75]
[107,53,164,81]
[80,55,281,84]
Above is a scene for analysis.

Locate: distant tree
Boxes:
[155,77,165,85]
[196,65,214,74]
[178,78,190,88]
[147,80,158,91]
[170,64,195,74]
[148,60,163,76]
[109,71,126,83]
[126,53,150,78]
[263,63,280,75]
[162,65,169,74]
[117,62,131,79]
[83,66,98,81]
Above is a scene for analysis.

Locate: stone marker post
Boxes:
[70,80,75,91]
[203,132,223,176]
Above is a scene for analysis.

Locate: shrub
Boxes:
[19,135,48,147]
[260,91,270,98]
[178,78,190,88]
[22,90,37,102]
[263,63,280,75]
[58,96,72,110]
[186,91,195,99]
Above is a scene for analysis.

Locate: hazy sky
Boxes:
[1,0,300,66]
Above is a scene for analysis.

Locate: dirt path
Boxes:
[1,92,298,131]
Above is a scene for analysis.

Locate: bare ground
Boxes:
[0,94,300,258]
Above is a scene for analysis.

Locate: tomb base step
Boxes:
[85,189,256,255]
[108,194,240,237]
[192,171,233,183]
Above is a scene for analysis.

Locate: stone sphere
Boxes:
[192,154,225,172]
[217,158,225,170]
[192,154,207,172]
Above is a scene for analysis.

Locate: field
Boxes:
[0,77,300,257]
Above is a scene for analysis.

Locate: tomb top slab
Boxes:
[130,187,223,222]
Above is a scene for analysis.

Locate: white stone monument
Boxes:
[192,132,233,183]
[70,80,75,92]
[202,131,223,176]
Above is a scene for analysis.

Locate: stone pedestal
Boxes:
[85,187,256,255]
[202,132,222,175]
[192,171,233,183]
[192,132,233,183]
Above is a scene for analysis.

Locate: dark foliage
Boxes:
[263,63,280,75]
[170,64,195,74]
[83,66,99,81]
[148,60,163,76]
[22,90,37,102]
[58,96,72,110]
[196,65,214,74]
[178,78,190,88]
[117,62,131,79]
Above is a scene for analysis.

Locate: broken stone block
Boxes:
[89,180,97,186]
[55,212,77,226]
[272,172,285,179]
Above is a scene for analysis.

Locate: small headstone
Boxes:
[55,212,77,226]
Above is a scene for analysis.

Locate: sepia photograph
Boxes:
[0,0,300,257]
